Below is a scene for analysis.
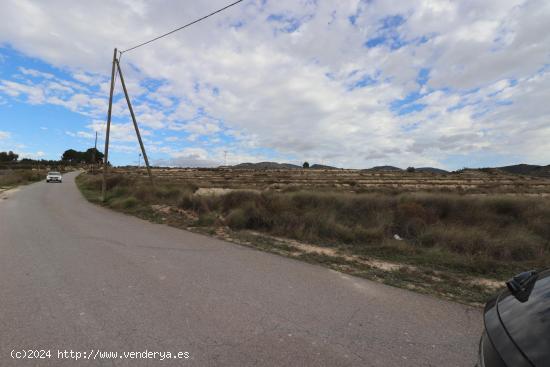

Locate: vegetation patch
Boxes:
[0,169,47,189]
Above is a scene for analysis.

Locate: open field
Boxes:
[0,169,46,190]
[117,167,550,194]
[0,166,76,192]
[77,168,550,305]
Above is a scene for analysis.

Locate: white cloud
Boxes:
[72,71,105,86]
[0,80,45,104]
[0,130,10,140]
[169,117,222,136]
[19,67,54,79]
[0,70,108,117]
[158,147,219,167]
[87,120,150,143]
[65,130,95,139]
[19,150,46,159]
[0,0,549,168]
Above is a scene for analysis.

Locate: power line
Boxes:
[120,0,244,54]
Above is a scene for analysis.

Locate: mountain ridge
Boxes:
[225,162,550,177]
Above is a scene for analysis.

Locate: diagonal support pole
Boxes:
[102,48,118,201]
[92,131,98,174]
[115,59,154,185]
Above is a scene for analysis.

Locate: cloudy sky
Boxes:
[0,0,549,169]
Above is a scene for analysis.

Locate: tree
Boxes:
[0,151,18,162]
[303,161,310,169]
[406,166,416,173]
[62,148,104,164]
[62,149,81,163]
[84,148,104,163]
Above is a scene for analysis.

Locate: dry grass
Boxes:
[114,167,550,194]
[179,190,549,276]
[0,169,46,188]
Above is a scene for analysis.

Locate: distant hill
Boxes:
[497,164,550,178]
[232,162,301,170]
[416,167,449,174]
[363,165,403,172]
[228,162,550,176]
[310,164,338,170]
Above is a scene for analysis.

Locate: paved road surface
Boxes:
[0,172,482,366]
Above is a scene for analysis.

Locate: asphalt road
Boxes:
[0,172,482,366]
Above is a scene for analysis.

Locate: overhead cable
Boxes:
[120,0,244,54]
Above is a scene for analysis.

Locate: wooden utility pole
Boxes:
[101,48,118,201]
[92,131,98,174]
[115,59,154,185]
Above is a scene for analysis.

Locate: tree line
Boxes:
[61,148,104,164]
[0,148,104,165]
[0,151,19,162]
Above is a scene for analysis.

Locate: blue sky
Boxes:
[0,45,288,166]
[0,0,549,169]
[0,48,105,160]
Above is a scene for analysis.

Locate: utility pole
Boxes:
[115,59,154,185]
[92,131,98,174]
[101,48,118,201]
[97,1,244,198]
[224,150,228,166]
[138,153,142,168]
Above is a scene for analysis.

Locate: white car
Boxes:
[46,171,63,183]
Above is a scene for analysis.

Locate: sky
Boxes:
[0,0,549,170]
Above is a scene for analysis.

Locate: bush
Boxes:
[154,186,183,200]
[134,186,155,202]
[0,169,45,187]
[81,174,103,191]
[110,196,139,210]
[353,226,385,244]
[220,191,260,213]
[226,208,248,229]
[178,193,194,210]
[122,197,139,209]
[486,197,531,221]
[196,212,218,226]
[106,175,134,190]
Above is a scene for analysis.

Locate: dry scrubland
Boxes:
[77,168,550,305]
[117,166,550,193]
[0,169,46,189]
[0,166,74,189]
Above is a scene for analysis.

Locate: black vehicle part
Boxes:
[506,270,538,303]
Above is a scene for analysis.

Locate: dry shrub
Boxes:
[420,226,489,255]
[0,169,46,187]
[106,175,134,190]
[178,194,216,214]
[197,212,218,226]
[81,174,103,191]
[220,191,260,213]
[226,208,248,229]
